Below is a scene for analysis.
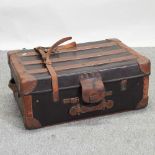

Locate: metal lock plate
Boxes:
[80,72,105,104]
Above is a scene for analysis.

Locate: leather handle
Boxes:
[47,37,76,55]
[69,100,114,116]
[46,37,76,64]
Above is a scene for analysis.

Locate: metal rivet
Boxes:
[121,80,127,91]
[36,99,39,103]
[22,53,27,56]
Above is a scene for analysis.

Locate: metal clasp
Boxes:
[80,72,105,104]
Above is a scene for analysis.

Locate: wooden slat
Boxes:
[23,49,126,65]
[19,42,117,57]
[27,55,137,74]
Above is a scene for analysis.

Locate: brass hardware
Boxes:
[105,91,112,96]
[69,100,114,116]
[63,97,79,104]
[80,72,105,104]
[63,90,112,105]
[121,80,127,91]
[68,72,114,116]
[36,100,39,103]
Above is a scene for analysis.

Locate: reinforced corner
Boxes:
[22,95,42,129]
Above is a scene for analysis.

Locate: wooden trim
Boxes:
[108,38,151,74]
[22,95,41,129]
[9,52,37,95]
[23,49,126,65]
[19,42,117,57]
[27,55,137,74]
[136,76,149,109]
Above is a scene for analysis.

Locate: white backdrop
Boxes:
[0,0,155,50]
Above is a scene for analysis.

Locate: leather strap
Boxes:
[34,37,76,102]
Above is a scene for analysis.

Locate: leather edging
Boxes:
[9,52,37,95]
[7,50,20,64]
[107,38,151,74]
[22,95,42,129]
[136,76,149,109]
[137,57,151,74]
[24,117,42,129]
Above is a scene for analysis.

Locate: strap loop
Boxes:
[47,37,73,55]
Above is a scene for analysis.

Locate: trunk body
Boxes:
[8,38,151,129]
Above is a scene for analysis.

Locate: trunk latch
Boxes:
[80,72,105,104]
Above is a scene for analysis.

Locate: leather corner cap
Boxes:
[136,97,148,109]
[137,57,151,74]
[24,117,42,129]
[20,75,37,95]
[22,95,41,129]
[136,76,149,109]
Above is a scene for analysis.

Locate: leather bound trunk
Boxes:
[8,38,151,129]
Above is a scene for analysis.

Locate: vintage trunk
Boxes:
[8,37,151,129]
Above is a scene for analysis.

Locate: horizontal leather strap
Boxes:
[23,49,125,65]
[28,55,137,74]
[20,42,115,57]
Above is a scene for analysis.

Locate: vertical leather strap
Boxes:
[34,37,76,102]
